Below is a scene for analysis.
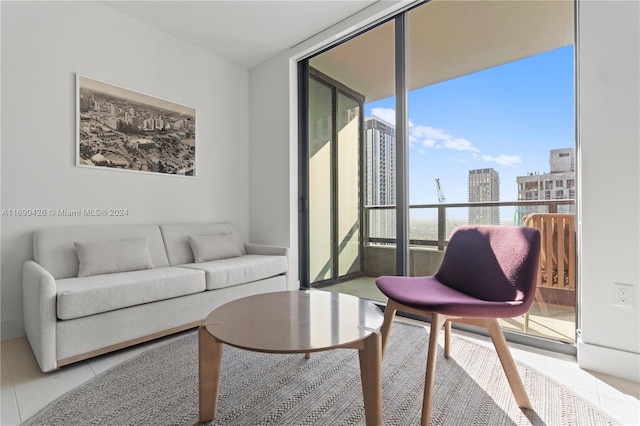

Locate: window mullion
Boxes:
[395,13,410,277]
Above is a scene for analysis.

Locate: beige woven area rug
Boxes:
[24,322,615,425]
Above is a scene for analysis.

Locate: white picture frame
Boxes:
[76,74,196,177]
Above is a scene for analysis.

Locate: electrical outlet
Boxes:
[613,283,634,307]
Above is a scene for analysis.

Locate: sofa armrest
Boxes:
[244,243,292,289]
[22,260,58,372]
[244,243,289,257]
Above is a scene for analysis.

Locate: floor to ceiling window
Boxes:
[300,0,575,349]
[407,1,575,343]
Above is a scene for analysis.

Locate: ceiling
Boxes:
[101,0,378,68]
[311,0,575,102]
[102,0,574,100]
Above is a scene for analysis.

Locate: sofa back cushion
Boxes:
[74,238,155,277]
[33,225,170,279]
[188,233,243,263]
[160,222,246,266]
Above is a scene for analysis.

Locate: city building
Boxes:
[364,116,396,239]
[79,95,90,113]
[517,148,576,217]
[468,168,500,225]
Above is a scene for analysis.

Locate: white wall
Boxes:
[248,0,640,381]
[248,49,299,289]
[0,1,250,338]
[576,0,640,380]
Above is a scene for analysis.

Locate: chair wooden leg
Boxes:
[421,313,446,426]
[380,300,397,358]
[485,318,532,409]
[444,320,452,359]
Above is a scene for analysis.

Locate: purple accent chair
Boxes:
[376,225,541,425]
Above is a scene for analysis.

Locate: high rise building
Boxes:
[517,148,575,217]
[468,168,500,225]
[79,95,90,113]
[365,116,396,239]
[129,116,139,131]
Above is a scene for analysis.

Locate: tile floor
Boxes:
[1,318,639,425]
[1,331,189,425]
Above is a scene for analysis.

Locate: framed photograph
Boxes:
[76,74,196,176]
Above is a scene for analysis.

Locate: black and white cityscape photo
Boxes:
[77,75,196,176]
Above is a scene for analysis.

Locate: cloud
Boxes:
[442,137,479,152]
[371,108,395,126]
[410,124,479,153]
[481,154,523,167]
[369,109,525,169]
[370,109,480,154]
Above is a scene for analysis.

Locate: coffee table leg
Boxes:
[199,326,224,423]
[358,331,382,426]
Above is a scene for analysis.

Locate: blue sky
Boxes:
[365,45,574,220]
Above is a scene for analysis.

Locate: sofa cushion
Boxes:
[179,254,288,290]
[159,223,246,266]
[188,233,242,263]
[34,225,170,280]
[75,238,154,277]
[56,267,205,320]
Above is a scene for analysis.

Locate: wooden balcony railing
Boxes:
[523,213,576,292]
[521,212,576,332]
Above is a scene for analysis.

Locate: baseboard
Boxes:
[578,339,640,383]
[1,316,25,340]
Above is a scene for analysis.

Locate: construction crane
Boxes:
[435,178,449,249]
[435,178,446,204]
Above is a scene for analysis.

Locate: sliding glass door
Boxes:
[307,76,333,282]
[302,19,397,288]
[336,92,362,277]
[307,71,364,285]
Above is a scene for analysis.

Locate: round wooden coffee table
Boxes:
[198,290,385,425]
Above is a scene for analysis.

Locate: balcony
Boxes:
[314,199,576,345]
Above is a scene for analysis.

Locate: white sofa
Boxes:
[23,222,289,372]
